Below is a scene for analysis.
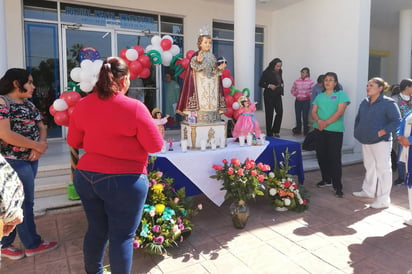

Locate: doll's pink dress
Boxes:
[232,103,261,138]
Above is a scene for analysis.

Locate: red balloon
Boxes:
[138,54,151,68]
[180,58,190,69]
[133,45,145,56]
[49,105,57,116]
[61,91,81,107]
[224,95,234,106]
[129,60,143,75]
[224,107,233,118]
[160,39,172,51]
[233,92,243,101]
[233,109,241,120]
[119,48,127,60]
[222,69,231,78]
[178,71,186,79]
[223,87,231,95]
[67,106,76,117]
[130,71,139,80]
[186,50,196,60]
[54,111,69,126]
[140,68,151,79]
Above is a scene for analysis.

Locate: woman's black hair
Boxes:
[0,68,30,95]
[323,72,340,92]
[399,79,412,92]
[264,58,282,74]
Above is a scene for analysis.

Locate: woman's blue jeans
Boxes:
[73,169,149,274]
[1,159,42,249]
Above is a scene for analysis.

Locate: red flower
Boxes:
[227,167,234,175]
[257,162,264,170]
[245,162,252,170]
[257,175,265,182]
[251,170,257,176]
[213,164,223,170]
[222,159,228,164]
[293,184,298,189]
[263,164,271,171]
[303,200,307,205]
[237,168,244,176]
[231,158,241,166]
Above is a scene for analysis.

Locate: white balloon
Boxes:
[53,99,69,111]
[80,59,93,70]
[162,59,171,67]
[80,70,93,83]
[70,67,81,82]
[125,48,138,61]
[151,35,161,47]
[80,81,94,92]
[170,45,180,56]
[162,51,173,63]
[232,102,240,110]
[163,35,173,43]
[152,45,164,54]
[92,60,103,72]
[222,78,232,88]
[145,45,154,53]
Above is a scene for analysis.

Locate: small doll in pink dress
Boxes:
[152,108,169,137]
[232,96,261,139]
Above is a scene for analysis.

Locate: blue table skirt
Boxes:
[152,137,304,196]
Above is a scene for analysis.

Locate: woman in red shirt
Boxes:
[67,57,163,273]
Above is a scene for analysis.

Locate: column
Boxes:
[0,0,7,75]
[398,9,412,81]
[233,0,256,101]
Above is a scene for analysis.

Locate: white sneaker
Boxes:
[369,201,390,209]
[352,191,374,198]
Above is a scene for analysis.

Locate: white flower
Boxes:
[269,172,275,178]
[198,203,203,210]
[269,188,277,196]
[284,198,291,206]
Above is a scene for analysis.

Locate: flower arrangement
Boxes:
[210,158,268,203]
[266,148,309,212]
[134,157,201,255]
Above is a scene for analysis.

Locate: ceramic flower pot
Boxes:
[229,201,250,229]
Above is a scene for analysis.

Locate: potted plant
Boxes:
[211,158,268,228]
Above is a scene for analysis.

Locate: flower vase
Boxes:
[229,201,250,229]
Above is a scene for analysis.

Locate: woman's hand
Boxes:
[377,129,386,137]
[268,84,276,90]
[398,136,411,147]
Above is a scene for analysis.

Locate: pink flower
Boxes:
[257,162,264,170]
[156,171,163,178]
[149,210,155,217]
[174,197,180,203]
[178,224,185,230]
[303,200,307,205]
[257,175,265,182]
[231,158,241,166]
[263,164,271,171]
[152,225,161,233]
[227,167,234,175]
[213,164,223,170]
[133,240,140,249]
[237,168,244,176]
[197,204,203,210]
[177,217,182,223]
[154,236,164,244]
[222,159,228,164]
[293,184,298,189]
[245,162,252,170]
[251,170,257,176]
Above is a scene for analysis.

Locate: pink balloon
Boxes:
[54,111,69,126]
[140,68,151,79]
[160,39,172,51]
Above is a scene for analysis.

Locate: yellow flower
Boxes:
[152,183,164,194]
[155,204,165,215]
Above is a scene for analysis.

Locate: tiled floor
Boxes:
[2,164,412,273]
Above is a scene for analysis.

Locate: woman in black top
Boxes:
[259,58,284,137]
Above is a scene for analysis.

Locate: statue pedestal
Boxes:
[180,121,227,150]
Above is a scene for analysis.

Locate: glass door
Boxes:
[116,31,159,112]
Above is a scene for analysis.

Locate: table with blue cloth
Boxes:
[152,137,304,206]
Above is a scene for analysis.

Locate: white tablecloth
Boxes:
[153,138,269,206]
